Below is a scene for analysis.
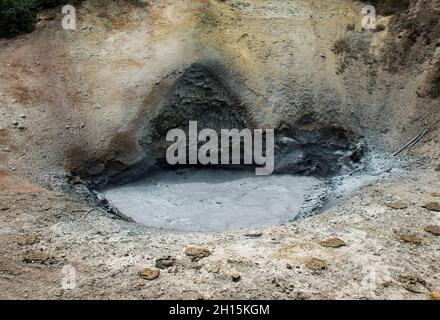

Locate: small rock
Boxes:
[431,192,440,198]
[399,275,428,294]
[23,251,54,264]
[430,292,440,300]
[69,176,82,185]
[435,164,440,172]
[305,258,327,271]
[139,268,160,280]
[386,202,408,210]
[17,235,39,246]
[19,115,26,119]
[400,234,423,245]
[231,273,241,282]
[185,246,211,261]
[422,202,440,212]
[424,225,440,236]
[155,256,176,269]
[320,54,326,59]
[319,238,346,248]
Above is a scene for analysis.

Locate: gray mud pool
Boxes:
[102,169,321,232]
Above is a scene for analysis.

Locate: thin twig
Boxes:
[393,129,428,157]
[81,208,94,220]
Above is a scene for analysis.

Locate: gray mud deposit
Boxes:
[102,169,321,232]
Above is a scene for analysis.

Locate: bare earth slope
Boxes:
[0,0,440,300]
[0,168,439,300]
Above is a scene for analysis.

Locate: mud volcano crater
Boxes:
[74,63,365,231]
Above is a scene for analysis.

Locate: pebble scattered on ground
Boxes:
[422,202,440,212]
[139,268,160,280]
[387,202,408,210]
[231,273,241,282]
[424,225,440,236]
[319,238,346,248]
[17,235,39,246]
[400,234,423,245]
[23,251,55,264]
[155,256,176,269]
[305,258,327,271]
[184,246,211,261]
